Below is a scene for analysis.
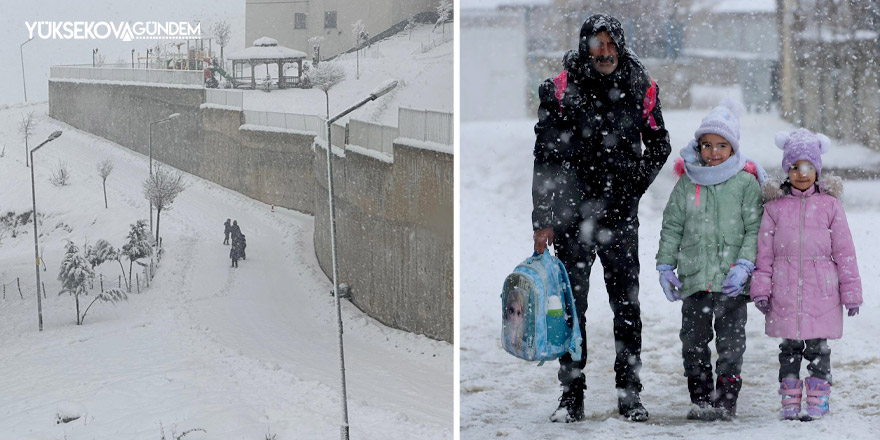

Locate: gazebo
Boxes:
[227,37,308,90]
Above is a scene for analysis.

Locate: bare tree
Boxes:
[309,36,324,65]
[19,111,38,167]
[97,159,114,208]
[352,20,367,79]
[405,16,417,40]
[435,0,452,35]
[307,62,346,118]
[212,20,233,67]
[143,166,187,244]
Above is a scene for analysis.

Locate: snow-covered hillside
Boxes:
[235,23,452,127]
[0,100,452,439]
[460,109,880,439]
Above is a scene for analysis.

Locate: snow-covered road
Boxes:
[461,111,880,439]
[0,102,452,439]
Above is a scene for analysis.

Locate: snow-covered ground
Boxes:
[461,109,880,439]
[0,101,452,439]
[236,24,452,127]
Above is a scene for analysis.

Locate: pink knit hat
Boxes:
[775,128,831,176]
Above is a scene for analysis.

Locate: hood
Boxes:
[762,175,844,202]
[578,14,627,62]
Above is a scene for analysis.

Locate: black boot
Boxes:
[714,375,742,421]
[687,374,717,420]
[550,376,585,423]
[617,387,649,422]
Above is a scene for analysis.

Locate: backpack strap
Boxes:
[552,70,568,113]
[642,78,658,130]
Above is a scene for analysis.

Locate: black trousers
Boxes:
[554,221,643,392]
[779,338,832,384]
[680,291,748,379]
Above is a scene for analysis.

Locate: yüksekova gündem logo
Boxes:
[25,21,201,41]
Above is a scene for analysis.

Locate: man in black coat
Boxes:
[223,219,232,245]
[531,14,671,423]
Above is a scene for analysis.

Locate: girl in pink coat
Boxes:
[751,129,862,421]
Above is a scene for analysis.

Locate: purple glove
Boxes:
[721,259,755,297]
[754,298,771,314]
[657,264,682,302]
[846,305,860,317]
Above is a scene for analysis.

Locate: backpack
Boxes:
[501,250,582,364]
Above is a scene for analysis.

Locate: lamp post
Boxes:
[92,48,98,67]
[20,37,33,102]
[30,130,63,332]
[324,79,397,440]
[131,49,135,68]
[148,113,180,237]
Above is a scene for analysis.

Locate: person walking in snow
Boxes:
[531,13,672,423]
[230,219,241,239]
[751,129,862,421]
[223,218,232,245]
[655,99,765,421]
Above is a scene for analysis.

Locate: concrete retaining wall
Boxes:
[313,143,453,341]
[48,80,452,342]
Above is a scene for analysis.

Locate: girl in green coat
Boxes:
[655,99,764,421]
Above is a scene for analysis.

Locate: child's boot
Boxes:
[778,378,802,420]
[802,377,830,420]
[686,375,716,421]
[713,375,742,421]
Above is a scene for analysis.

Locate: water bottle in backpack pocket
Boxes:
[501,250,581,364]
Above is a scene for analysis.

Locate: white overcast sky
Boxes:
[0,0,243,105]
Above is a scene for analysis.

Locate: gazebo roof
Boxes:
[228,37,307,61]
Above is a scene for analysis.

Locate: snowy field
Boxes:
[461,109,880,439]
[0,101,452,439]
[231,24,453,127]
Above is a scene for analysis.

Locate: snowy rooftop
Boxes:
[227,37,307,61]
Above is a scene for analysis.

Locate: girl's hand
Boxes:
[846,306,859,317]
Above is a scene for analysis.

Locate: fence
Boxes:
[205,89,243,108]
[349,119,398,157]
[398,107,454,146]
[49,66,204,86]
[243,110,324,135]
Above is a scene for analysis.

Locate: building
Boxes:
[461,8,530,121]
[778,0,880,150]
[245,0,442,61]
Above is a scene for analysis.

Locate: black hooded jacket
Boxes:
[532,14,671,231]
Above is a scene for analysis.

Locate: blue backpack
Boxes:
[501,250,582,364]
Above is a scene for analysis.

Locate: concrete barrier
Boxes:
[48,79,452,342]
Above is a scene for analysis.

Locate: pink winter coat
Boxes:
[751,176,862,340]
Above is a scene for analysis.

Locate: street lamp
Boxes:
[324,78,397,440]
[20,37,33,102]
[148,113,180,237]
[30,130,63,331]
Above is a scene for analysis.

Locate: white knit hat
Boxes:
[693,97,745,153]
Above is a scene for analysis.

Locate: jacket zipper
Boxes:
[797,196,806,339]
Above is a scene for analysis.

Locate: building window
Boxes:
[324,11,337,29]
[294,13,307,30]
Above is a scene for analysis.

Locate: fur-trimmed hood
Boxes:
[761,175,844,202]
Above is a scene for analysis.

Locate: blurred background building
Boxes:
[462,0,880,151]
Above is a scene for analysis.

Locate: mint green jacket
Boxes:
[656,171,763,297]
